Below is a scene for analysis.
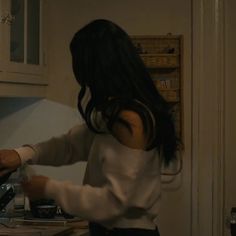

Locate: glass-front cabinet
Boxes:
[0,0,47,97]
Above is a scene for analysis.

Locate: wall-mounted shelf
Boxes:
[131,35,183,141]
[140,54,180,68]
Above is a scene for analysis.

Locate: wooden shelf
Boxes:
[140,54,179,68]
[140,53,179,56]
[159,88,179,91]
[131,35,183,141]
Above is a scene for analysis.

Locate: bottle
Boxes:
[231,208,236,236]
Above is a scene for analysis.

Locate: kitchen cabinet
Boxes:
[0,0,47,97]
[131,35,183,141]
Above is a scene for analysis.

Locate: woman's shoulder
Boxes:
[111,109,148,150]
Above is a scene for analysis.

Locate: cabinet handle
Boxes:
[0,13,15,25]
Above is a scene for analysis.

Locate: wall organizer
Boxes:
[131,35,183,144]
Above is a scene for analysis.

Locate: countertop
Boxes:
[0,216,89,235]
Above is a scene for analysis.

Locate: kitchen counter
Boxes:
[0,216,89,235]
[67,221,89,235]
[0,225,89,236]
[70,230,89,236]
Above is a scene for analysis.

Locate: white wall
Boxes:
[44,1,192,236]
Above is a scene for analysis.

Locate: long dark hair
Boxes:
[70,19,179,166]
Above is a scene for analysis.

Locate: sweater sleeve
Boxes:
[16,123,95,166]
[43,139,160,222]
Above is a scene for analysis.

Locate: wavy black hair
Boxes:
[70,19,179,166]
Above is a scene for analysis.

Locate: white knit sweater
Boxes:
[16,123,161,229]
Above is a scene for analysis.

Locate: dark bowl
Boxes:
[33,205,57,218]
[30,199,57,218]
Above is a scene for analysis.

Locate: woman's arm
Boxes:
[16,123,95,166]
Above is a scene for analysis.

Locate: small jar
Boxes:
[13,183,25,214]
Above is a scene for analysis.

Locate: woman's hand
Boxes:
[0,149,21,176]
[21,175,49,201]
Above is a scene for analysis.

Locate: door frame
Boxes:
[191,0,225,235]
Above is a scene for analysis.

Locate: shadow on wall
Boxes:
[0,98,82,149]
[0,97,41,119]
[0,98,42,148]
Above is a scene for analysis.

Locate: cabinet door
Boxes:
[0,0,47,97]
[5,0,44,76]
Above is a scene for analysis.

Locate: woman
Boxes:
[0,19,178,235]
